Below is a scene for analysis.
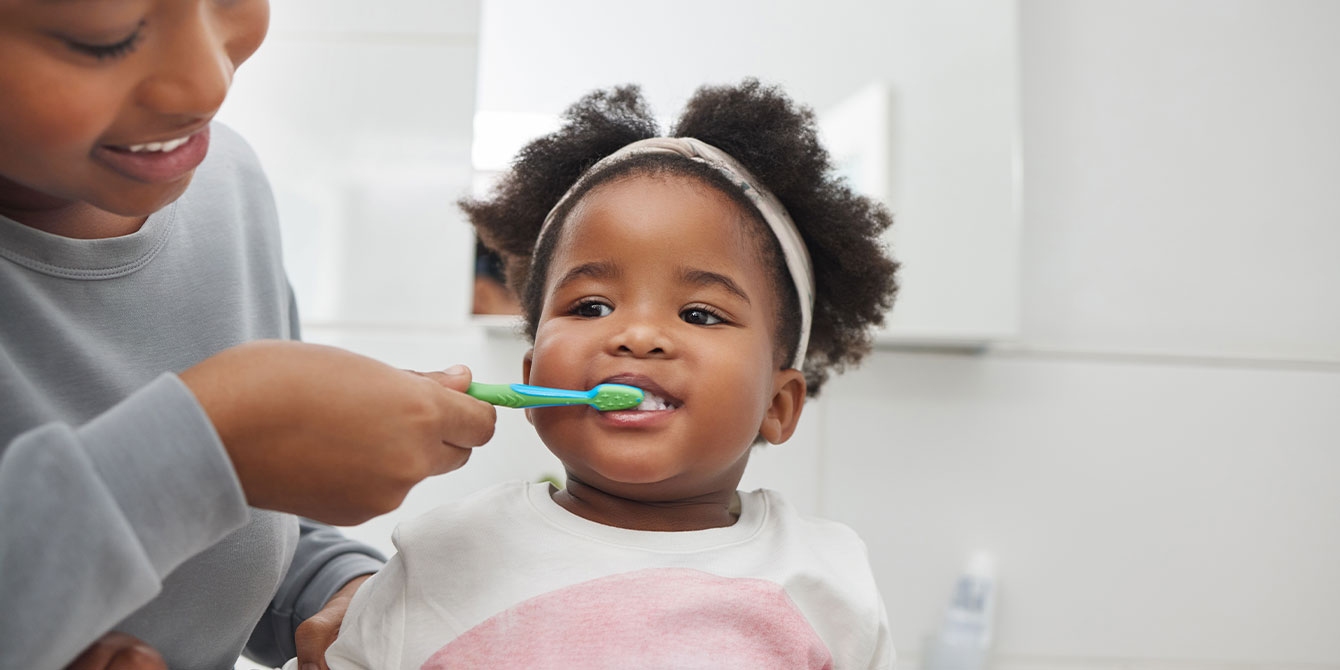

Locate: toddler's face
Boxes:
[524,174,803,502]
[0,0,268,219]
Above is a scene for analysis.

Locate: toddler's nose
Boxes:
[611,321,672,358]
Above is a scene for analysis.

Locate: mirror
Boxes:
[469,0,1019,345]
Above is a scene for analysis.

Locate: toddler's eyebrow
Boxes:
[553,261,619,291]
[680,268,750,304]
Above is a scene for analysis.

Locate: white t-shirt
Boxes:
[320,481,894,669]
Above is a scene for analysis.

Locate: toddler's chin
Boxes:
[569,461,681,493]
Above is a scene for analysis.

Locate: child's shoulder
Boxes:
[748,489,889,648]
[391,480,536,551]
[747,488,877,573]
[749,488,867,544]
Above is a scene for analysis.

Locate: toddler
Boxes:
[322,80,899,669]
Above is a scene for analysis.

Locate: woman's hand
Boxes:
[181,340,496,525]
[65,633,165,670]
[63,574,369,670]
[293,575,371,670]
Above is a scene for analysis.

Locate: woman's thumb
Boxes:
[417,364,472,392]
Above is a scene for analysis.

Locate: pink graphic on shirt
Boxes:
[420,567,832,669]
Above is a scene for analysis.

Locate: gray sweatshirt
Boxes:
[0,124,384,669]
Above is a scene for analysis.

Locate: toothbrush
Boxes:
[466,382,644,411]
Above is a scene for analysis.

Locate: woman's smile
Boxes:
[93,126,211,184]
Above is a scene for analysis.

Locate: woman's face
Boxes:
[0,0,269,220]
[524,173,804,504]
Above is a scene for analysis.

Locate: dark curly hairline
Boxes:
[464,80,900,398]
[518,153,803,371]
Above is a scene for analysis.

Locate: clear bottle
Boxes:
[922,553,997,670]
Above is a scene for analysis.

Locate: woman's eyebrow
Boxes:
[680,268,750,304]
[553,260,619,291]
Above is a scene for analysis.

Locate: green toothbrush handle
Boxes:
[466,382,588,409]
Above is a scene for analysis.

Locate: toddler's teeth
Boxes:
[634,392,677,411]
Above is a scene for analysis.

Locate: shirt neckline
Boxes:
[0,199,179,280]
[523,481,769,553]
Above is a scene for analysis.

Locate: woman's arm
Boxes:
[245,520,384,665]
[0,374,251,669]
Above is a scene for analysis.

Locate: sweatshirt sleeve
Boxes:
[0,373,250,669]
[244,519,385,664]
[243,282,386,665]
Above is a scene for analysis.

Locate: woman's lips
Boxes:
[94,126,210,184]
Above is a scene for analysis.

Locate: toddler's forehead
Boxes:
[560,172,771,253]
[545,179,784,307]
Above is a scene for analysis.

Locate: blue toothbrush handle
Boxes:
[466,382,593,409]
[508,383,593,401]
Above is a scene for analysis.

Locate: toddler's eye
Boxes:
[681,307,723,326]
[573,300,612,318]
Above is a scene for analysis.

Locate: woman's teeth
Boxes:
[635,392,678,411]
[122,135,192,153]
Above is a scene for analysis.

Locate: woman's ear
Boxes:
[758,368,806,444]
[522,349,535,425]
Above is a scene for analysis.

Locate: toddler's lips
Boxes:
[94,126,210,184]
[600,404,677,428]
[597,374,683,410]
[595,374,681,427]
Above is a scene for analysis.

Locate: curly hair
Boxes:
[460,79,898,395]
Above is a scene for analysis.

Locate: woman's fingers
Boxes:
[66,633,165,670]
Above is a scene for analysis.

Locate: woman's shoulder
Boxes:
[170,122,280,246]
[201,122,263,174]
[180,122,273,210]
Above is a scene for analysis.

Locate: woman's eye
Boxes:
[681,308,723,326]
[574,301,612,318]
[64,22,145,61]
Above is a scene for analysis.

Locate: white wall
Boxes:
[821,1,1339,667]
[229,1,1340,668]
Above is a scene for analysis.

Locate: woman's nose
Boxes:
[135,22,234,120]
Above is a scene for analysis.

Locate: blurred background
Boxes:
[220,0,1340,667]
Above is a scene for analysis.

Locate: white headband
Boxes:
[536,137,815,370]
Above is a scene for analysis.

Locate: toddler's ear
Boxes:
[522,349,535,425]
[758,368,806,444]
